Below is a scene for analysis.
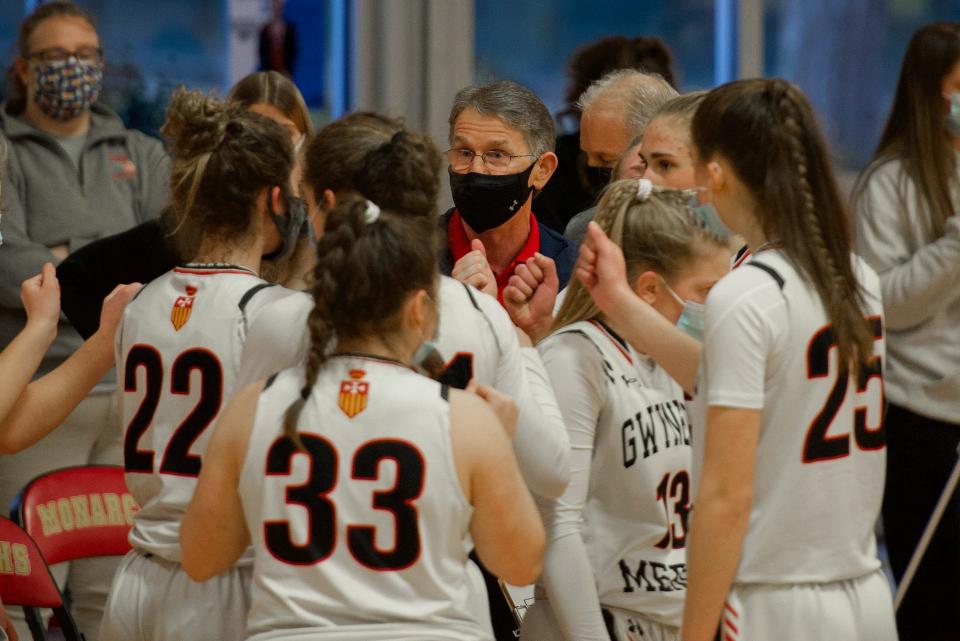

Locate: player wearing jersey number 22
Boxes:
[101,89,301,641]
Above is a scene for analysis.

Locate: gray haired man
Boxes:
[565,70,677,245]
[441,81,575,327]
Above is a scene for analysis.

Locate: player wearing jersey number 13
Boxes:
[520,181,729,641]
[181,197,544,641]
[102,89,300,641]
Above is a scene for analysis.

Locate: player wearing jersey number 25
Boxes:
[182,196,544,641]
[578,79,896,641]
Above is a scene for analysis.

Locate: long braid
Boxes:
[774,83,838,288]
[768,80,874,372]
[281,200,366,446]
[553,181,639,331]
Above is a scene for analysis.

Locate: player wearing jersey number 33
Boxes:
[181,196,544,641]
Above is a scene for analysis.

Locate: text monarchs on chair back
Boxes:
[13,465,138,565]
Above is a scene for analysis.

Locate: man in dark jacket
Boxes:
[441,80,574,338]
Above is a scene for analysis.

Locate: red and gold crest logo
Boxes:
[338,368,369,418]
[170,286,197,331]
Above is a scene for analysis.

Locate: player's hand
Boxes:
[577,222,636,321]
[503,253,558,342]
[473,383,518,439]
[95,283,142,342]
[452,239,497,298]
[0,601,18,641]
[20,262,60,336]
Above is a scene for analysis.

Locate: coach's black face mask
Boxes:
[448,162,537,233]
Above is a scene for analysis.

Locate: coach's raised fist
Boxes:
[452,239,498,298]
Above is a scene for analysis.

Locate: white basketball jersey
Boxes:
[238,276,507,389]
[240,356,487,641]
[116,265,291,561]
[433,277,507,388]
[691,251,886,583]
[539,319,689,626]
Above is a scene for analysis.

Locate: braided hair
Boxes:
[281,197,438,446]
[692,78,874,373]
[553,179,726,332]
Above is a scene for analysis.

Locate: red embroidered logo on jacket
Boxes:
[338,369,369,418]
[170,286,197,331]
[109,154,137,180]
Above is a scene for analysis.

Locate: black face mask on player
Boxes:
[263,189,308,261]
[448,162,537,233]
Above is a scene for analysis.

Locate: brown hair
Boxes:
[692,78,874,372]
[303,112,400,197]
[160,88,293,260]
[227,70,314,137]
[652,91,708,129]
[281,197,438,444]
[6,1,97,115]
[566,36,677,113]
[302,112,441,218]
[553,180,726,330]
[559,35,676,121]
[855,22,960,241]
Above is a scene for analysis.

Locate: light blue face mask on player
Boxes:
[664,280,705,342]
[947,93,960,137]
[413,340,439,369]
[685,189,733,239]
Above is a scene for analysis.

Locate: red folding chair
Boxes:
[11,465,138,640]
[0,515,82,641]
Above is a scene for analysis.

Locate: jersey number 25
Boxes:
[803,317,884,464]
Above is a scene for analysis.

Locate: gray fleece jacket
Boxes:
[0,102,170,378]
[854,157,960,424]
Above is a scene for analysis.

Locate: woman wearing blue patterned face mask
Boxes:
[0,5,170,641]
[10,2,103,135]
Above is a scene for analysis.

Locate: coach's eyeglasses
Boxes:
[26,46,104,65]
[446,148,536,172]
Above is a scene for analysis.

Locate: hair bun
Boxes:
[161,87,236,160]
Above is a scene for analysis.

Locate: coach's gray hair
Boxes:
[577,69,678,137]
[448,80,555,158]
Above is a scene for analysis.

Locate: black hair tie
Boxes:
[300,386,311,400]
